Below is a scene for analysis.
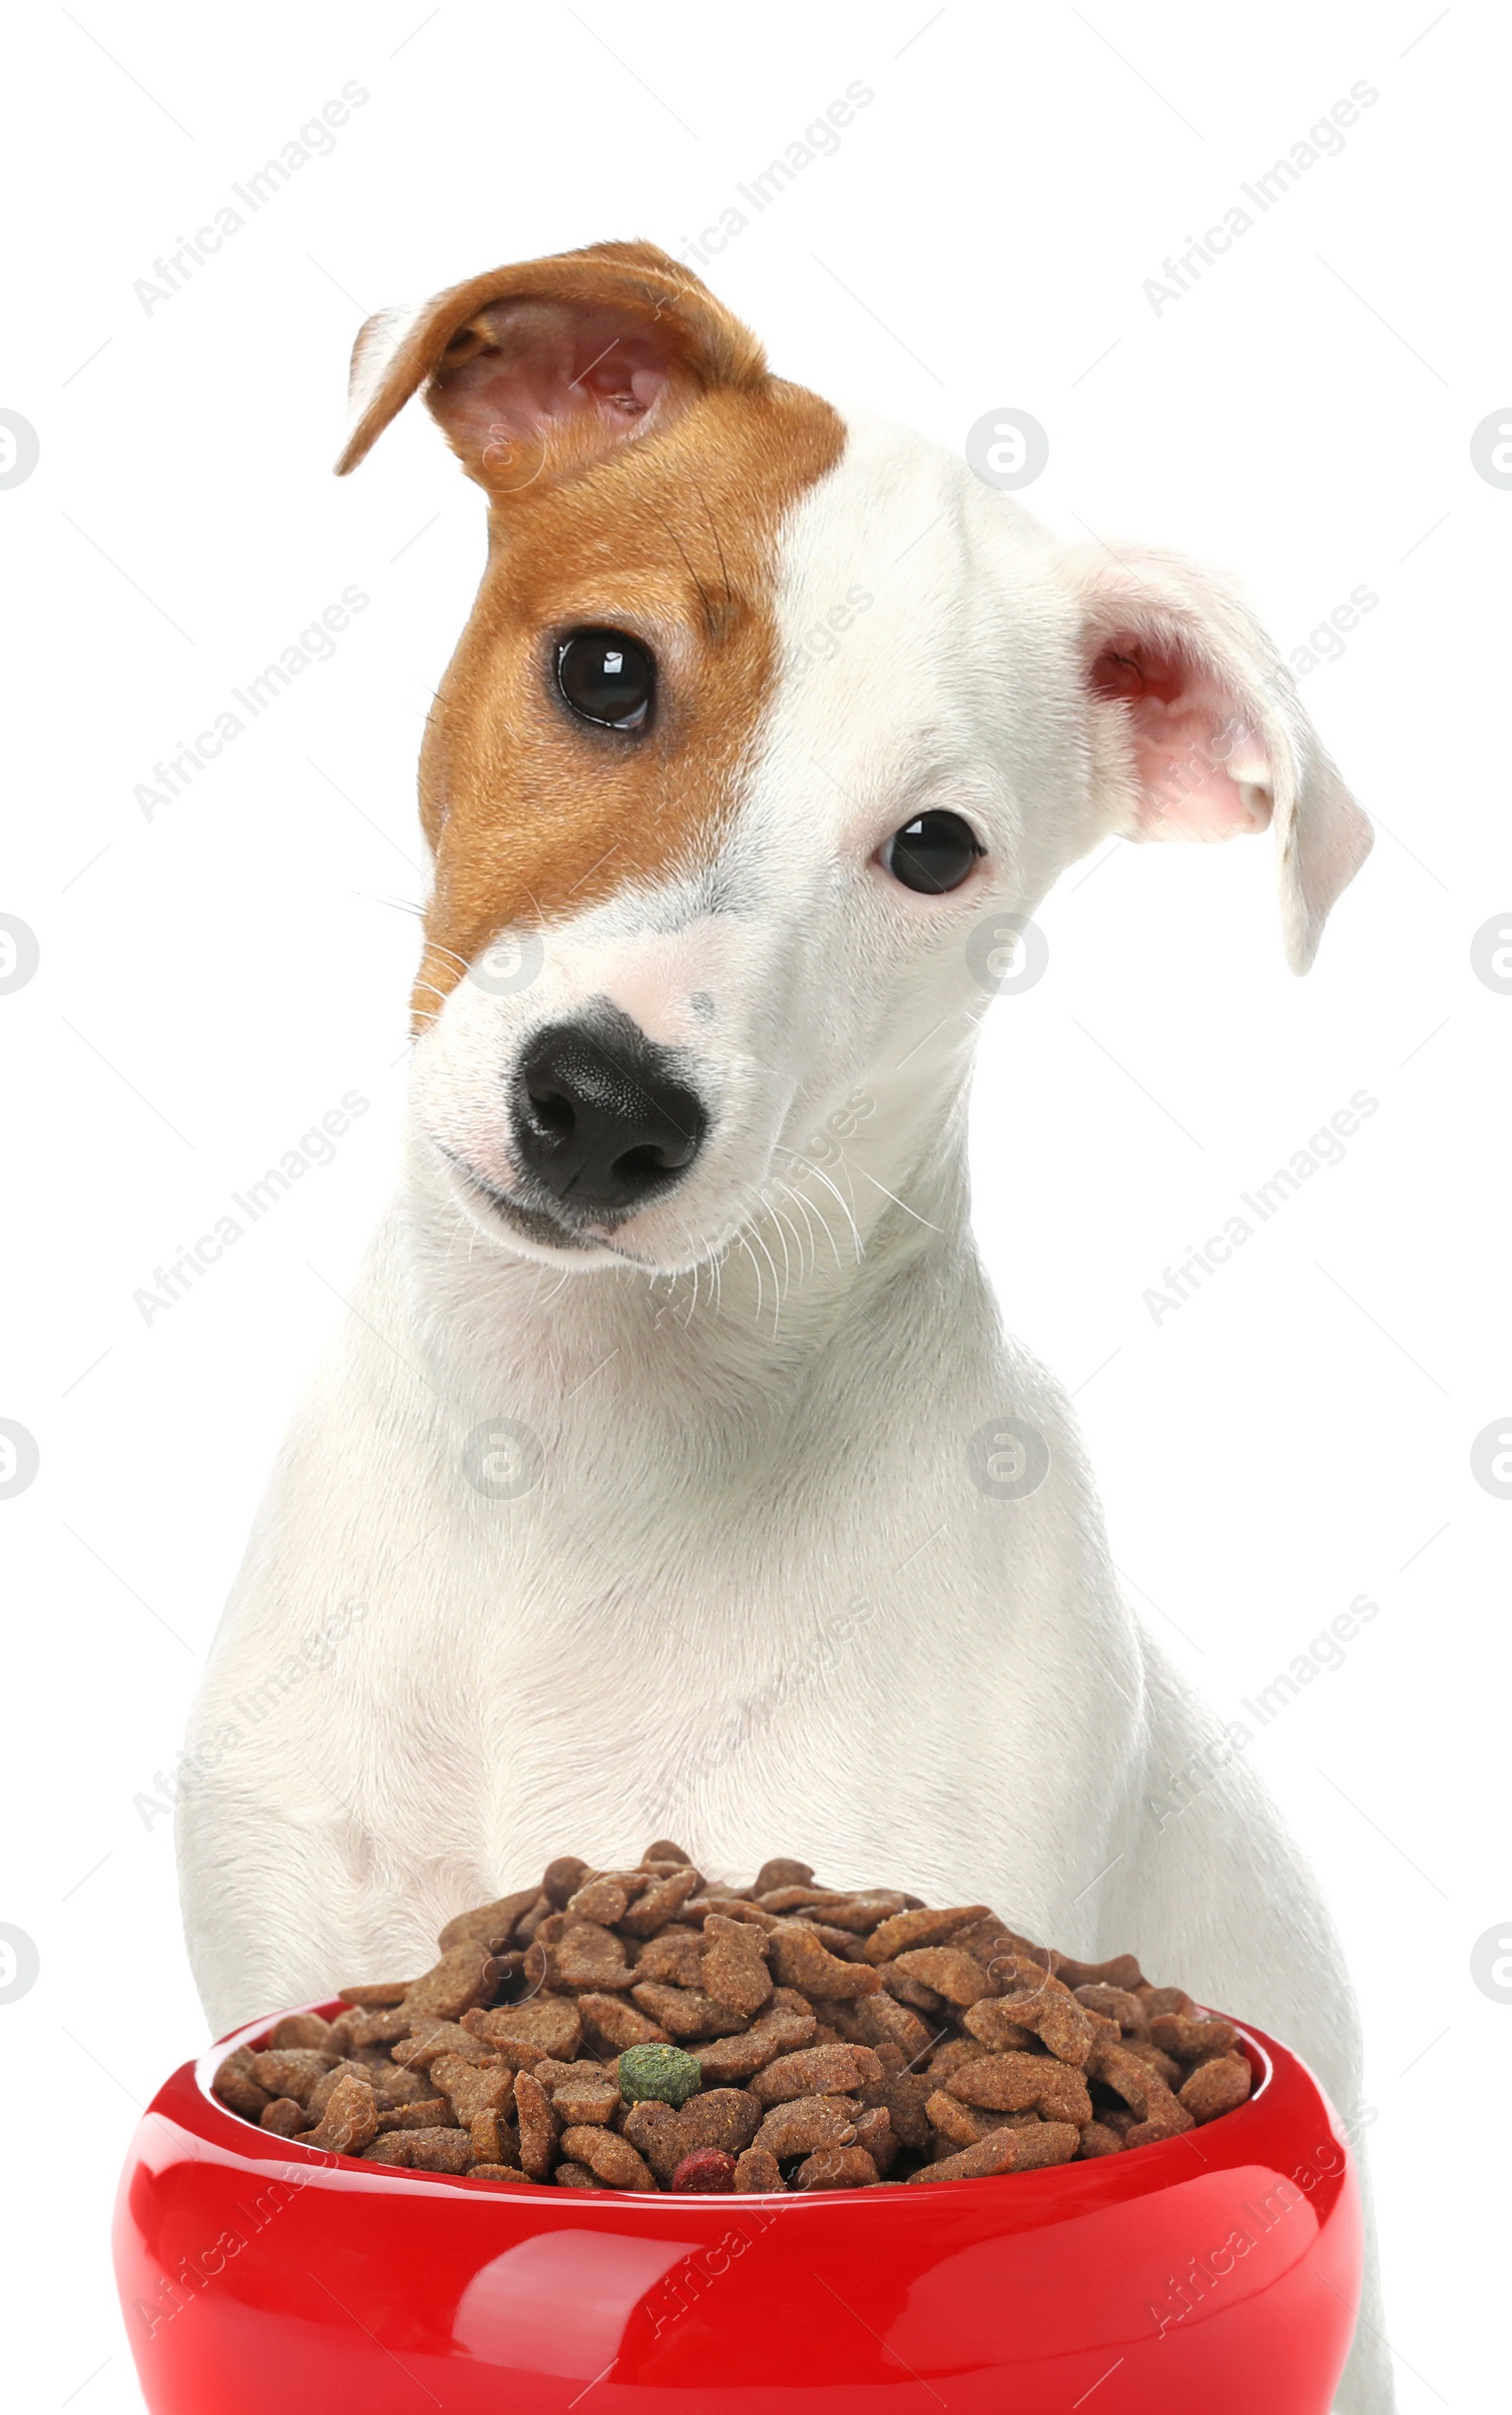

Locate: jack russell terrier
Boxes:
[178,242,1388,2408]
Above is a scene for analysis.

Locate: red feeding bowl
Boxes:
[113,1999,1360,2413]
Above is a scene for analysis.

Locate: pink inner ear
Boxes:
[1091,631,1271,841]
[430,300,688,477]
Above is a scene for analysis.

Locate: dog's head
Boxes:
[340,240,1370,1275]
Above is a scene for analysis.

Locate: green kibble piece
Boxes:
[617,2044,702,2108]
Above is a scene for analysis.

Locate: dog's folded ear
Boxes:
[1064,541,1372,972]
[335,239,766,493]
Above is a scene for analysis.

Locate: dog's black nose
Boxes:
[512,1010,707,1214]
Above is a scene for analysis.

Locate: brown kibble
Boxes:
[259,2096,307,2137]
[303,2074,380,2156]
[513,1893,556,1941]
[1009,2120,1082,2170]
[985,1975,1097,2066]
[892,1947,993,2008]
[864,1906,990,1966]
[336,1981,413,2008]
[267,2012,332,2052]
[1151,2013,1240,2063]
[1118,2038,1184,2088]
[925,2036,988,2079]
[1090,2043,1194,2133]
[438,1886,541,1953]
[554,2162,596,2188]
[1179,2052,1253,2123]
[629,1981,750,2039]
[566,1872,637,1924]
[768,1923,881,2000]
[248,2048,331,2104]
[374,2097,455,2131]
[906,2127,1022,2182]
[640,1838,695,1866]
[635,1931,706,1989]
[395,2020,496,2071]
[403,2129,473,2174]
[750,2044,882,2106]
[801,1891,911,1935]
[1138,1985,1195,2018]
[948,2052,1092,2127]
[401,1941,499,2022]
[1054,1952,1144,1992]
[948,1919,1021,1974]
[691,2003,816,2082]
[1077,2120,1126,2158]
[428,2052,513,2126]
[348,2004,416,2048]
[619,1868,702,1936]
[548,1921,636,1992]
[542,1856,591,1907]
[753,2096,859,2159]
[1074,1985,1148,2034]
[469,2109,511,2165]
[464,1999,583,2063]
[513,2070,558,2181]
[469,2165,538,2186]
[734,2145,784,2191]
[576,1993,672,2053]
[755,1887,855,1914]
[368,2060,437,2107]
[881,1960,945,2014]
[857,1991,937,2062]
[961,1999,1040,2055]
[306,2060,376,2121]
[683,1896,778,1929]
[793,2146,879,2190]
[559,2126,659,2191]
[752,1858,813,1894]
[851,2105,897,2174]
[926,2091,1001,2148]
[550,2070,622,2127]
[213,2049,271,2122]
[700,1915,773,2016]
[364,2132,416,2167]
[883,2072,936,2151]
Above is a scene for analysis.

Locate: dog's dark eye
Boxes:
[882,811,982,894]
[556,629,655,731]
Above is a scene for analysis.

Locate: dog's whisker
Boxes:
[850,1165,943,1233]
[745,1220,784,1338]
[777,1147,864,1266]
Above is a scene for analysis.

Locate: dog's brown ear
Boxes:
[1064,541,1372,973]
[335,240,766,494]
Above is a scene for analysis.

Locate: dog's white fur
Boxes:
[179,400,1390,2409]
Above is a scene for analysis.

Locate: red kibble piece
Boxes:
[671,2147,738,2193]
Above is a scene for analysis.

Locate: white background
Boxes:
[2,3,1505,2406]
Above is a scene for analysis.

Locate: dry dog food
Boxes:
[213,1845,1254,2191]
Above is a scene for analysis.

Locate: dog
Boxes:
[178,241,1389,2409]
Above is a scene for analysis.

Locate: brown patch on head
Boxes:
[336,241,843,1026]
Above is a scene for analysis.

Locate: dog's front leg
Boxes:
[176,1763,482,2041]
